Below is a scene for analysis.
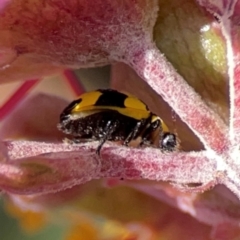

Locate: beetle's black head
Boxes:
[160,132,178,151]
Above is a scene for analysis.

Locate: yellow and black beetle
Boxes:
[58,89,178,154]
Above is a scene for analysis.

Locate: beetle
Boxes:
[58,89,178,154]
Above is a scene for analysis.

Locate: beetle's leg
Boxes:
[123,121,142,146]
[96,120,118,155]
[140,118,161,146]
[73,137,96,143]
[72,137,81,143]
[62,137,83,144]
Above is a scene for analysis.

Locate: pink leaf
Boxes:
[0,140,214,194]
[2,1,240,236]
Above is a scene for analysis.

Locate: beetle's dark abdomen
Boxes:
[59,110,147,142]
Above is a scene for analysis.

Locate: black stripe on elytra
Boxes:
[62,99,82,115]
[95,89,127,108]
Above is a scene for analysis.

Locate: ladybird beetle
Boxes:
[58,89,178,154]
